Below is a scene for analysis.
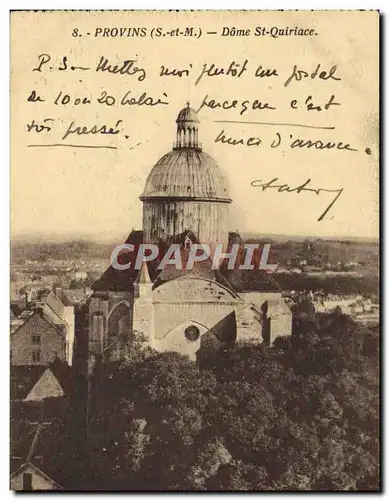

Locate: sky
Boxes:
[11,11,379,242]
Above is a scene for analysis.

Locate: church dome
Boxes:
[176,104,199,123]
[140,104,231,202]
[140,149,231,201]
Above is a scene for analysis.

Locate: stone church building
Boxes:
[88,104,292,366]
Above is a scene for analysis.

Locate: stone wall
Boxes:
[152,278,241,342]
[143,200,229,250]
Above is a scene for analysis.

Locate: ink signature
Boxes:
[250,177,343,221]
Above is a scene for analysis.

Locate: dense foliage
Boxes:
[84,315,379,491]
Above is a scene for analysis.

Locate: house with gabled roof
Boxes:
[10,288,75,367]
[11,310,66,366]
[10,422,64,491]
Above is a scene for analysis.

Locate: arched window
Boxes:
[108,303,130,339]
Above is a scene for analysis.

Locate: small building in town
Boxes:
[10,422,64,491]
[10,288,75,366]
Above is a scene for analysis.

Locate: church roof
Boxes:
[152,259,237,294]
[91,231,155,293]
[91,230,237,295]
[176,103,199,123]
[91,228,282,296]
[140,149,231,201]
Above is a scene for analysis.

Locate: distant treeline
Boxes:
[246,238,379,269]
[274,273,379,297]
[11,240,114,263]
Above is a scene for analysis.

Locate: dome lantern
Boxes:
[175,102,201,150]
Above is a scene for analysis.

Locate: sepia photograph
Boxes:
[9,10,380,491]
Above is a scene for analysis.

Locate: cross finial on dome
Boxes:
[186,101,190,108]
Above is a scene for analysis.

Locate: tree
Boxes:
[84,317,379,491]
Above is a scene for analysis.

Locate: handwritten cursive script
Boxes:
[62,119,123,141]
[250,177,344,221]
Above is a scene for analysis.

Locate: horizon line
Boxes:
[10,231,379,242]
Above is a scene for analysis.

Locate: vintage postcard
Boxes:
[10,10,380,491]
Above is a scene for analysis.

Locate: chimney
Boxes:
[35,306,44,318]
[25,290,32,304]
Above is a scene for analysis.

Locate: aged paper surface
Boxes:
[10,11,379,491]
